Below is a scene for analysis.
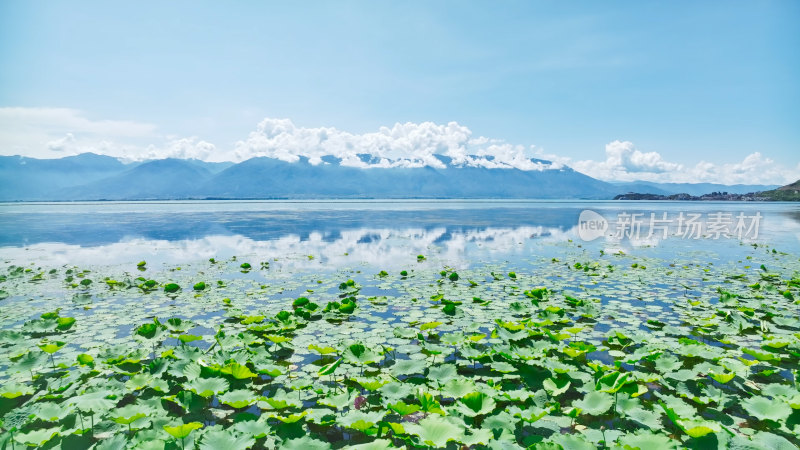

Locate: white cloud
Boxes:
[230,118,556,170]
[0,107,158,159]
[1,107,796,184]
[571,141,800,185]
[0,107,222,162]
[142,138,217,161]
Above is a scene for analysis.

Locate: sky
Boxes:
[0,1,798,184]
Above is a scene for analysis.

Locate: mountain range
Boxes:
[0,153,780,201]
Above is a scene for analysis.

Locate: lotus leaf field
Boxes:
[1,243,799,449]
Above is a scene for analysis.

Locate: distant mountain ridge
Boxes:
[615,179,800,201]
[0,153,781,201]
[610,181,780,196]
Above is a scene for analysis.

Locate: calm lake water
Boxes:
[1,200,799,269]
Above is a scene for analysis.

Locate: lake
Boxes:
[1,200,799,448]
[2,200,798,268]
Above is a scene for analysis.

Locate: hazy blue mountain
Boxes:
[611,181,780,196]
[199,156,619,199]
[607,182,671,196]
[0,152,779,201]
[60,159,214,200]
[0,153,129,200]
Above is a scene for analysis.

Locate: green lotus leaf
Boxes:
[616,430,678,449]
[186,377,230,398]
[125,373,154,391]
[347,439,394,450]
[279,436,331,450]
[135,322,165,340]
[676,419,721,438]
[573,391,614,415]
[112,403,150,425]
[317,391,353,410]
[707,370,735,384]
[56,317,76,330]
[442,378,476,398]
[12,351,48,373]
[241,315,264,325]
[268,410,308,423]
[747,431,798,450]
[742,348,775,361]
[549,434,596,450]
[318,358,342,376]
[741,396,792,422]
[219,389,257,409]
[404,415,464,448]
[198,429,255,450]
[253,361,284,377]
[393,327,417,339]
[309,344,337,355]
[179,334,202,343]
[420,321,442,331]
[343,343,381,365]
[340,410,385,432]
[654,354,683,372]
[293,297,310,308]
[220,363,256,379]
[455,392,496,417]
[427,364,458,383]
[761,383,797,399]
[33,401,71,421]
[543,376,571,397]
[379,382,416,401]
[490,361,517,373]
[390,359,427,376]
[38,340,66,354]
[93,433,128,450]
[13,428,60,447]
[164,422,203,439]
[69,391,116,413]
[389,400,421,416]
[166,317,194,332]
[354,377,390,391]
[596,371,630,393]
[232,419,272,439]
[76,353,94,366]
[511,405,550,423]
[0,382,34,399]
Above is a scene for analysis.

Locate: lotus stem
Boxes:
[78,409,85,432]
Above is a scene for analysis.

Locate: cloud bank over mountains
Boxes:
[233,118,555,171]
[567,141,800,185]
[1,107,797,184]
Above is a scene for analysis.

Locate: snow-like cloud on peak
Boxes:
[143,137,217,161]
[231,118,556,170]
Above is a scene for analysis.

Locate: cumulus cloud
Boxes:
[0,107,221,162]
[571,141,800,185]
[0,107,158,159]
[142,138,217,161]
[2,107,796,184]
[230,118,557,170]
[571,140,682,180]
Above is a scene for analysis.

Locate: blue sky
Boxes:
[0,1,798,183]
